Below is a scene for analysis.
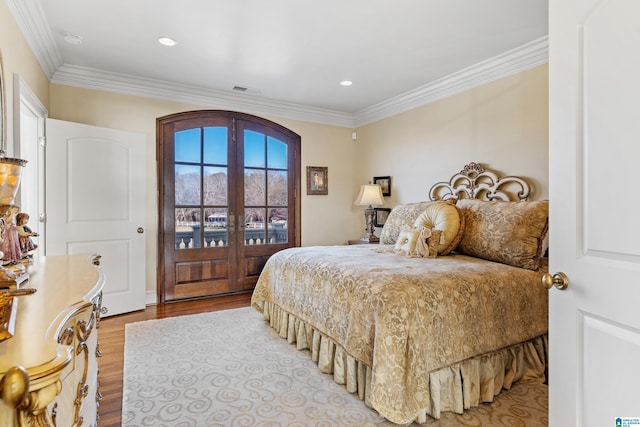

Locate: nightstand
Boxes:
[348,239,379,245]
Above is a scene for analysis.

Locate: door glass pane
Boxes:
[175,164,200,205]
[243,132,288,246]
[204,166,227,205]
[203,127,227,165]
[267,137,287,169]
[175,208,201,249]
[175,128,201,163]
[244,130,265,168]
[268,208,288,244]
[267,170,287,206]
[175,126,232,251]
[244,207,265,245]
[244,169,265,206]
[204,207,228,247]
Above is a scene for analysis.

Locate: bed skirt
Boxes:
[256,300,548,425]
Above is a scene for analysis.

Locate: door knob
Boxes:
[137,227,144,234]
[542,272,569,290]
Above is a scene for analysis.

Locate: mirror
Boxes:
[0,49,5,155]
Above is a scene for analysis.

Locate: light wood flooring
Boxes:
[97,292,253,427]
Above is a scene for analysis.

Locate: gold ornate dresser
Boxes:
[0,254,104,426]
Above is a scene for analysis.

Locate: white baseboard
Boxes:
[145,291,158,306]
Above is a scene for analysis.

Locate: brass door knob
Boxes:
[542,272,569,290]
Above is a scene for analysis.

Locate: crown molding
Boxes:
[50,65,356,128]
[5,0,62,78]
[50,37,548,128]
[9,0,548,128]
[352,36,549,127]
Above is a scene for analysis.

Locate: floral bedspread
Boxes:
[251,245,548,424]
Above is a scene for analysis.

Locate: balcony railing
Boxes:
[175,223,287,249]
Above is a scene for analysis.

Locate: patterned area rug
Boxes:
[122,307,548,426]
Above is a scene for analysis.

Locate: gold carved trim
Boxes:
[18,380,63,427]
[0,366,29,409]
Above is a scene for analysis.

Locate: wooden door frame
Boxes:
[156,110,301,303]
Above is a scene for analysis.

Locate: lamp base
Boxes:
[359,234,380,243]
[361,205,380,243]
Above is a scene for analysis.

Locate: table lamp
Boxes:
[354,184,384,242]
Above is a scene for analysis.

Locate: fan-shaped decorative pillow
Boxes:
[413,202,465,255]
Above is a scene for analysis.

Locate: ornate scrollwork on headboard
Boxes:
[429,162,531,201]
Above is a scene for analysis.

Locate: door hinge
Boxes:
[39,136,46,147]
[39,212,47,223]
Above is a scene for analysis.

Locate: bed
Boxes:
[251,163,549,425]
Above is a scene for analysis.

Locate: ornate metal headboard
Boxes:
[429,162,531,202]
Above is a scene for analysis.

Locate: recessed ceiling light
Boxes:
[158,37,177,47]
[340,80,353,86]
[63,32,83,45]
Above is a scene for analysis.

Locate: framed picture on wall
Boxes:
[374,208,391,227]
[373,176,391,197]
[307,166,328,195]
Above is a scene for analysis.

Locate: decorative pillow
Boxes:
[413,202,465,255]
[393,228,422,256]
[456,199,549,270]
[426,229,443,258]
[394,227,431,257]
[380,200,455,244]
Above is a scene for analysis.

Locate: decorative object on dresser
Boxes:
[0,254,104,426]
[353,183,384,242]
[372,175,391,197]
[306,166,328,195]
[15,212,38,257]
[0,155,29,288]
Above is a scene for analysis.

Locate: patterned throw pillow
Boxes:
[456,199,549,270]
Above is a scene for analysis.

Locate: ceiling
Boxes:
[8,0,548,127]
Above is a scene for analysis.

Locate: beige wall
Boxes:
[354,64,549,225]
[3,5,549,298]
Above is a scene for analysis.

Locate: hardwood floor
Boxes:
[97,292,252,427]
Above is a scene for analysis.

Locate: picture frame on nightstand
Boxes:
[374,208,391,227]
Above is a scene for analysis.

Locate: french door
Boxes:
[158,111,301,301]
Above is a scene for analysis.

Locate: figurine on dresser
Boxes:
[0,205,22,264]
[16,212,38,256]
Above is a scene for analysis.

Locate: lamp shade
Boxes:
[354,184,384,206]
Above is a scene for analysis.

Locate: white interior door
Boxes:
[45,118,146,317]
[549,0,640,425]
[15,75,47,255]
